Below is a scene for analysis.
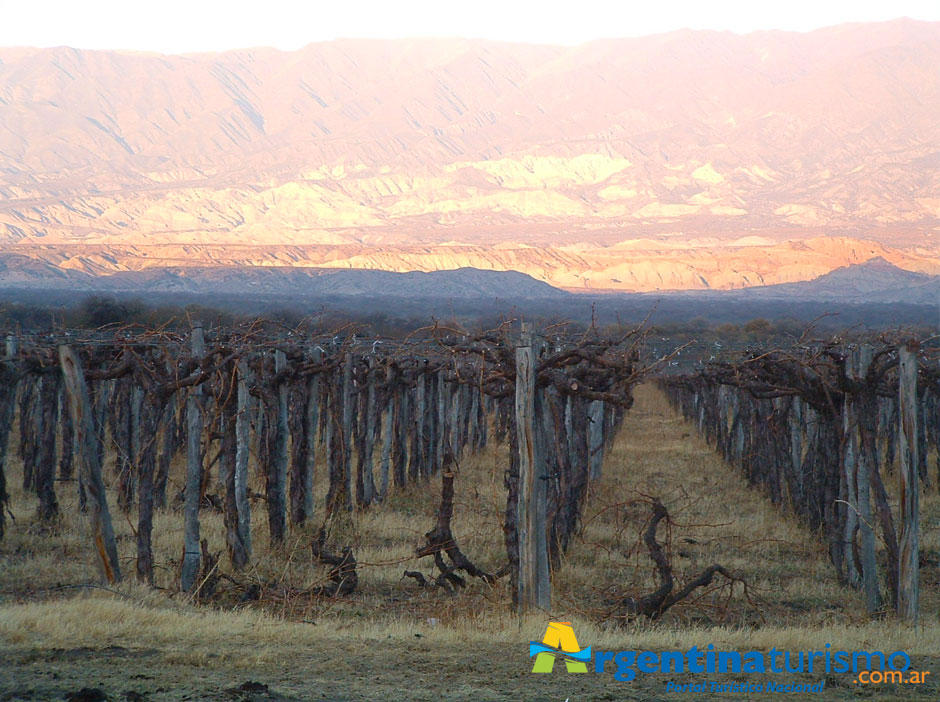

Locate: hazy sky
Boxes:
[2,0,938,53]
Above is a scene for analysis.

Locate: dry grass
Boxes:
[2,590,938,659]
[1,383,939,698]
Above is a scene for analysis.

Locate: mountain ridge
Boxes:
[0,254,934,306]
[1,21,938,292]
[1,235,936,293]
[731,256,939,303]
[0,257,570,299]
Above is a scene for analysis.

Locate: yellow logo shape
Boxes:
[530,622,589,673]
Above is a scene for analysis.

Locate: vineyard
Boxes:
[660,334,939,622]
[1,321,652,612]
[0,320,938,699]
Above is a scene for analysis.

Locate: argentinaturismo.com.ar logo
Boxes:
[529,622,931,692]
[529,622,592,673]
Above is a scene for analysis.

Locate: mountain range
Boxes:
[0,256,567,299]
[0,20,938,293]
[1,252,934,308]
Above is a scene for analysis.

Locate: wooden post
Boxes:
[918,394,929,485]
[468,388,479,451]
[341,352,353,511]
[123,384,142,510]
[0,334,19,539]
[324,383,339,511]
[424,373,436,476]
[855,345,880,614]
[155,356,179,499]
[270,349,289,540]
[379,365,393,498]
[588,400,604,480]
[409,371,425,480]
[88,380,110,511]
[435,373,446,473]
[134,380,162,585]
[19,378,38,492]
[789,397,803,502]
[35,372,60,522]
[353,366,366,505]
[0,337,18,539]
[533,389,552,605]
[564,395,576,476]
[897,343,919,623]
[842,351,861,588]
[733,396,746,465]
[515,323,549,612]
[478,392,488,450]
[303,349,321,519]
[58,388,75,481]
[0,395,12,539]
[395,383,409,486]
[234,358,252,565]
[449,382,460,458]
[154,392,177,509]
[111,377,134,512]
[59,345,122,583]
[362,358,377,503]
[130,386,143,472]
[181,322,205,592]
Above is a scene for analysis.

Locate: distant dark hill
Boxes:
[282,267,567,299]
[0,258,567,300]
[735,257,938,304]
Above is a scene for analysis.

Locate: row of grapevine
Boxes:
[1,322,646,612]
[659,338,938,622]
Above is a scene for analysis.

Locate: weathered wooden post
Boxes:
[424,373,436,476]
[19,378,38,492]
[154,357,178,509]
[435,372,446,473]
[789,396,803,501]
[302,349,322,519]
[855,345,880,614]
[0,338,16,539]
[842,350,861,588]
[324,381,339,511]
[468,387,480,451]
[534,386,556,579]
[362,356,378,504]
[588,400,604,480]
[109,377,133,511]
[733,394,746,465]
[234,357,252,566]
[341,352,354,511]
[59,345,122,583]
[897,343,919,622]
[515,323,550,612]
[35,372,60,522]
[449,382,460,458]
[133,352,166,586]
[130,385,143,474]
[181,321,205,592]
[379,364,393,498]
[409,370,425,481]
[58,388,75,481]
[270,349,289,541]
[87,380,110,512]
[395,382,409,486]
